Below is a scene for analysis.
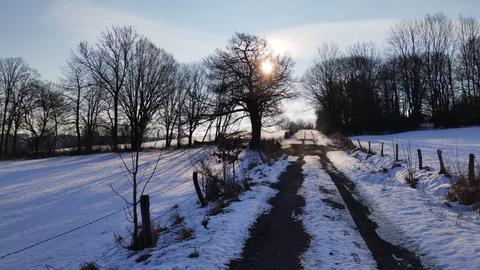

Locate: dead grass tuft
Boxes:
[178,227,193,241]
[448,174,480,206]
[171,212,184,226]
[79,262,99,270]
[188,248,200,258]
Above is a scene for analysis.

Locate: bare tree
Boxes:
[180,64,211,147]
[62,54,89,153]
[23,82,64,155]
[76,26,138,151]
[420,13,456,126]
[50,90,68,154]
[0,57,38,157]
[158,69,184,149]
[457,16,480,124]
[388,18,426,125]
[205,33,295,149]
[119,37,177,151]
[81,84,105,153]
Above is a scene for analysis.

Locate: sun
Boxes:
[261,60,274,75]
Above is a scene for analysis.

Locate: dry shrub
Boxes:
[448,174,480,205]
[330,132,355,150]
[195,159,243,202]
[208,199,227,216]
[188,248,200,258]
[79,262,99,270]
[403,144,418,188]
[195,158,222,202]
[405,174,418,188]
[195,136,245,202]
[171,211,184,226]
[178,227,193,240]
[129,222,165,251]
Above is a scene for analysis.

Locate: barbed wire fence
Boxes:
[0,178,197,266]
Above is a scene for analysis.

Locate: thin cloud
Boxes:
[42,0,227,63]
[265,19,395,60]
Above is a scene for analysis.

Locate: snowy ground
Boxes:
[282,129,332,147]
[0,144,289,269]
[328,150,480,270]
[101,154,289,269]
[352,126,480,174]
[299,155,376,270]
[0,148,209,269]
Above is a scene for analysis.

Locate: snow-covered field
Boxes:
[352,126,480,174]
[0,148,208,269]
[299,155,376,269]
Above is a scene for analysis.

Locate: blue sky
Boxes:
[1,0,479,121]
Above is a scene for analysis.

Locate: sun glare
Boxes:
[261,60,274,75]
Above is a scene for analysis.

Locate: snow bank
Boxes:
[299,155,376,269]
[327,150,480,270]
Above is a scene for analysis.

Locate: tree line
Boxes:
[0,27,294,158]
[304,13,480,135]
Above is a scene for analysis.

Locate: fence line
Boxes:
[0,179,195,262]
[0,204,132,260]
[354,139,476,176]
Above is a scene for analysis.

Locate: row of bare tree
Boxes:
[0,28,294,158]
[304,13,480,134]
[0,59,67,158]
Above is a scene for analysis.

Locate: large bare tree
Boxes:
[120,37,177,151]
[76,26,138,151]
[205,33,295,149]
[62,55,89,153]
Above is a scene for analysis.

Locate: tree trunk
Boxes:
[75,100,81,153]
[11,129,18,157]
[176,119,182,149]
[112,96,118,151]
[188,131,193,147]
[249,110,262,150]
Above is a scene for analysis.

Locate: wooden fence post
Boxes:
[417,149,423,170]
[395,144,399,162]
[437,149,446,174]
[193,172,206,207]
[468,154,475,184]
[140,195,152,247]
[368,141,371,154]
[357,139,363,151]
[381,142,384,157]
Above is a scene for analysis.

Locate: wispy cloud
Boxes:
[265,19,395,60]
[42,0,227,63]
